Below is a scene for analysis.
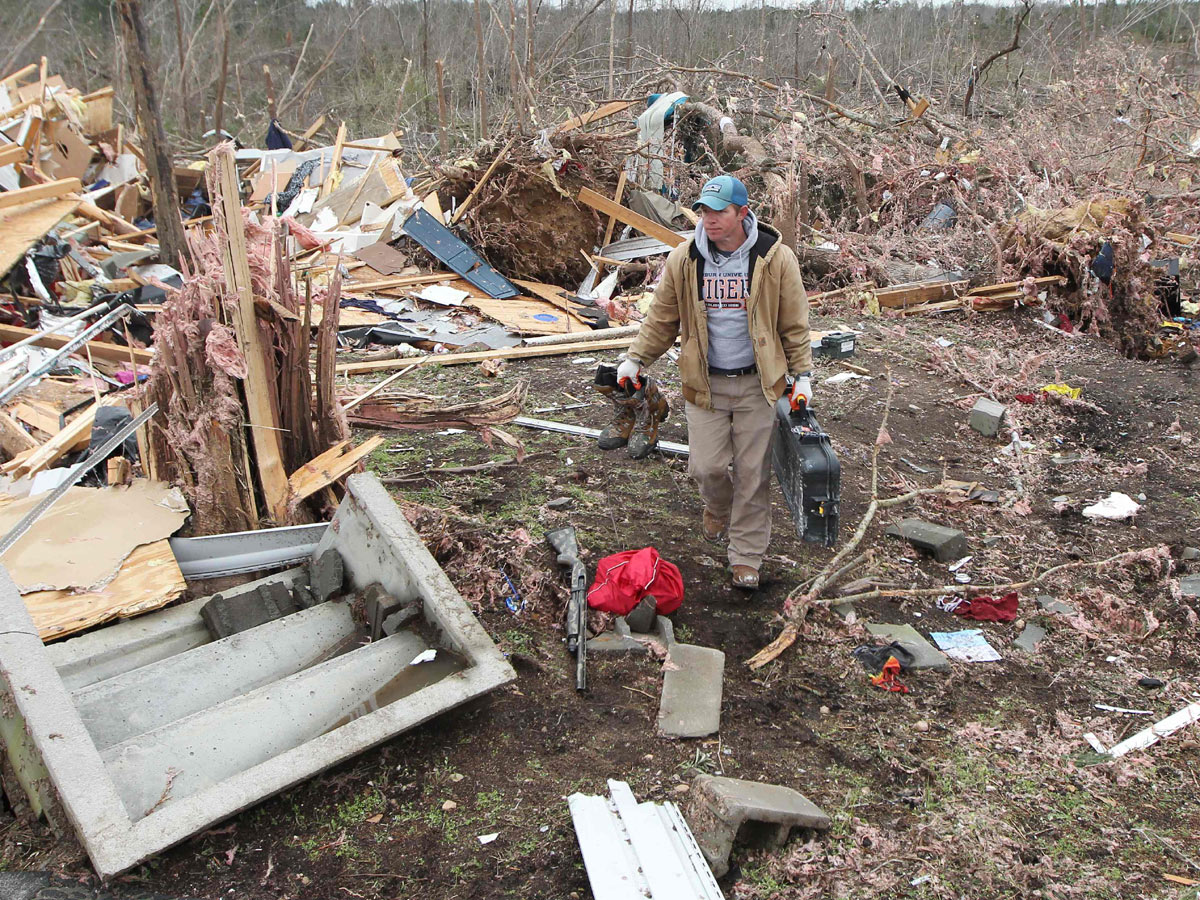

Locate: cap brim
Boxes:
[692,196,732,211]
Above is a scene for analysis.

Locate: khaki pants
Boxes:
[684,373,775,569]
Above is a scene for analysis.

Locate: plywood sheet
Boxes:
[0,198,79,277]
[0,481,189,593]
[24,539,186,642]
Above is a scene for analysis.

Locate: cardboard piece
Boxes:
[352,242,409,275]
[0,481,189,593]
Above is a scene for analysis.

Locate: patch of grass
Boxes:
[500,627,536,656]
[738,860,788,895]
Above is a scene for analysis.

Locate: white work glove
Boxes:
[617,357,644,389]
[789,374,813,409]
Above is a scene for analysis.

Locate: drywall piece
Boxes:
[0,473,515,877]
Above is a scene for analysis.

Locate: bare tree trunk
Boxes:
[626,0,635,69]
[607,0,617,96]
[263,63,278,122]
[171,0,190,135]
[116,0,188,269]
[421,0,431,121]
[213,11,230,137]
[525,0,535,81]
[436,59,448,154]
[474,0,489,140]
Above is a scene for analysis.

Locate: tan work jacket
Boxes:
[627,222,812,409]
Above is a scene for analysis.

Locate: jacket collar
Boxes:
[689,221,781,263]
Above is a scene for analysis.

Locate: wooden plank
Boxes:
[292,113,327,152]
[1166,231,1197,246]
[576,187,685,248]
[344,272,455,293]
[0,143,26,167]
[211,144,291,523]
[319,121,347,200]
[971,275,1066,294]
[13,402,61,436]
[554,100,632,134]
[3,403,98,478]
[0,323,153,365]
[0,198,79,277]
[288,436,384,503]
[594,171,628,280]
[0,177,80,211]
[337,336,640,376]
[874,280,968,309]
[24,539,186,642]
[0,411,37,458]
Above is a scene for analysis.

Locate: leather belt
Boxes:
[709,364,757,377]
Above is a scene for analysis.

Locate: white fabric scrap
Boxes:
[1082,492,1141,521]
[410,649,438,665]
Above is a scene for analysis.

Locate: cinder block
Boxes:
[199,581,301,639]
[309,548,345,603]
[686,775,831,877]
[863,623,951,671]
[885,518,968,563]
[968,397,1007,437]
[657,644,724,738]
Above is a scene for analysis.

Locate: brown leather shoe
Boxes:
[731,565,759,590]
[702,508,727,542]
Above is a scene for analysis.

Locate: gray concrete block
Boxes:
[364,582,404,641]
[1181,575,1200,598]
[687,775,830,878]
[969,397,1007,437]
[382,603,422,636]
[625,595,657,633]
[1181,547,1200,561]
[1012,623,1047,653]
[1036,594,1078,616]
[885,518,968,563]
[309,547,345,602]
[658,644,724,738]
[864,623,950,671]
[199,581,300,639]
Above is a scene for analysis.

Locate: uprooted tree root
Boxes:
[440,134,627,285]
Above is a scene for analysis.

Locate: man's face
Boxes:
[700,204,749,247]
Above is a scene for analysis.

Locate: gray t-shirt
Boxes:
[694,212,759,370]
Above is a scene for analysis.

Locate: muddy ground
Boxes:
[3,305,1199,900]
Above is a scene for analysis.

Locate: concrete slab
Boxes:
[658,644,724,738]
[885,518,968,563]
[0,473,515,878]
[587,615,675,655]
[686,775,830,878]
[1036,594,1079,616]
[1012,623,1047,653]
[864,623,950,671]
[1180,575,1200,598]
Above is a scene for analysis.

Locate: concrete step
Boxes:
[72,603,357,752]
[100,630,448,821]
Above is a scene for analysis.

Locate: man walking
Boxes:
[618,175,812,589]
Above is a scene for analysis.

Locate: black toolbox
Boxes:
[815,331,858,359]
[772,397,840,546]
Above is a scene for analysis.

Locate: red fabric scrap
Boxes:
[586,547,684,616]
[869,657,909,693]
[956,591,1019,622]
[1014,393,1038,404]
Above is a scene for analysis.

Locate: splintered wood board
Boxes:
[24,539,186,642]
[288,436,384,502]
[0,198,80,277]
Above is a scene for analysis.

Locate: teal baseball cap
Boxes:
[692,174,749,211]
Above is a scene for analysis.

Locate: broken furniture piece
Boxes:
[685,775,831,878]
[568,778,724,899]
[0,473,514,877]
